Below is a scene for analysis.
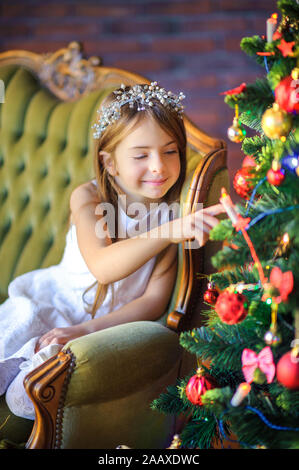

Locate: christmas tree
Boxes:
[151,0,299,449]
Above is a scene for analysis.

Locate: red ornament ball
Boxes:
[185,369,216,405]
[266,167,285,186]
[275,75,299,115]
[215,291,248,324]
[233,167,254,199]
[276,351,299,390]
[203,283,219,305]
[204,289,219,305]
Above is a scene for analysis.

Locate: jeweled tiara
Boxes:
[91,82,186,139]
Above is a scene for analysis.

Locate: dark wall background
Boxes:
[0,0,277,201]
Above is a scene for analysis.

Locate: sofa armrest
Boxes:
[24,321,182,448]
[64,321,182,405]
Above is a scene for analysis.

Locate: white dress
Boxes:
[0,179,178,420]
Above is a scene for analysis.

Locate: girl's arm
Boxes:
[82,243,178,334]
[35,244,178,351]
[70,181,224,285]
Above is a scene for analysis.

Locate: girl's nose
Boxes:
[149,153,164,173]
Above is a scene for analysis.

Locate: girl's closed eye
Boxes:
[133,154,148,160]
[132,148,178,160]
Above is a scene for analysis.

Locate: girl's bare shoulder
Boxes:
[70,180,102,216]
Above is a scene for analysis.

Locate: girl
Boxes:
[0,82,224,420]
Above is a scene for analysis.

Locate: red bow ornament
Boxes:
[269,267,294,303]
[242,346,276,384]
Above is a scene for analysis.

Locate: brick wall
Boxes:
[0,0,278,201]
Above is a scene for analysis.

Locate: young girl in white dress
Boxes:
[0,82,224,420]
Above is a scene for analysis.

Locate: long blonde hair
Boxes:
[82,85,187,318]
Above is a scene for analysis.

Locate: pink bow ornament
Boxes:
[270,267,293,303]
[242,346,275,384]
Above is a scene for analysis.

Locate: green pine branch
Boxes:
[179,324,261,372]
[272,384,299,418]
[267,57,297,89]
[224,78,274,116]
[240,36,268,66]
[150,379,190,415]
[241,134,272,157]
[211,244,250,271]
[180,415,218,449]
[239,111,264,132]
[201,386,234,415]
[209,264,261,290]
[277,0,299,20]
[208,217,234,242]
[228,405,299,449]
[201,381,299,449]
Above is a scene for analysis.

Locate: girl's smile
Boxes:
[142,178,168,185]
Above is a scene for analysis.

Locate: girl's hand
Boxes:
[166,203,225,246]
[35,324,88,353]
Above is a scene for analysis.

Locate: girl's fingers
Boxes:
[36,336,63,353]
[193,220,218,243]
[35,334,53,352]
[181,203,226,246]
[38,334,47,344]
[203,203,226,215]
[201,222,213,234]
[193,212,221,228]
[49,339,63,349]
[36,339,47,352]
[194,224,210,245]
[39,335,51,346]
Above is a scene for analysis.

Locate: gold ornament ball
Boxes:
[261,103,292,139]
[227,118,246,143]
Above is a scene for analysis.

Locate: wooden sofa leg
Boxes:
[23,349,75,449]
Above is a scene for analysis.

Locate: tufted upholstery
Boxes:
[0,65,115,303]
[0,50,228,448]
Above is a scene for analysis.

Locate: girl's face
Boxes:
[102,115,181,207]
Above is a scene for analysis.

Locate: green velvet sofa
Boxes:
[0,42,228,449]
